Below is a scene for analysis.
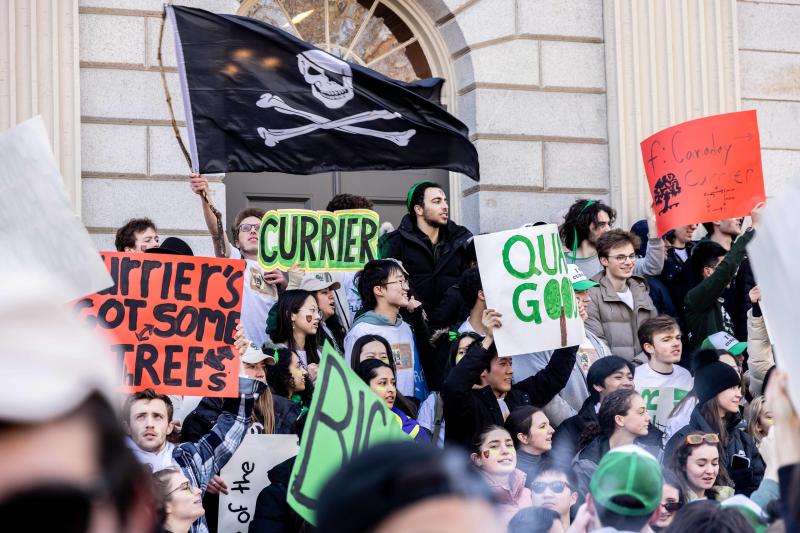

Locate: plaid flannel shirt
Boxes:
[172,377,259,533]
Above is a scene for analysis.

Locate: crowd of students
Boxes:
[2,174,798,533]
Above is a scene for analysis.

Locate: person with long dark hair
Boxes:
[470,425,533,527]
[504,406,554,482]
[356,359,427,441]
[651,469,686,530]
[666,433,732,502]
[272,289,321,380]
[349,334,394,372]
[266,346,312,420]
[665,351,764,496]
[572,389,657,498]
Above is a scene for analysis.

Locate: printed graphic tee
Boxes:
[634,363,694,430]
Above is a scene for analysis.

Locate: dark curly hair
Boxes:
[326,194,374,211]
[114,218,156,251]
[559,199,616,250]
[578,388,639,449]
[266,346,312,402]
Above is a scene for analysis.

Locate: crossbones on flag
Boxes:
[166,5,479,181]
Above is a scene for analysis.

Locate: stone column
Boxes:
[604,0,740,227]
[0,0,82,211]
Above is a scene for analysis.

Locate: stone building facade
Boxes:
[1,0,798,257]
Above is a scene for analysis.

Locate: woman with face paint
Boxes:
[504,406,554,482]
[267,346,313,423]
[356,359,428,442]
[273,290,322,382]
[470,425,533,526]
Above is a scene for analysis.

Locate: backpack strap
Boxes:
[431,392,444,444]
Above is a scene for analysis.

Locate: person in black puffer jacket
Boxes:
[664,350,764,496]
[378,181,473,331]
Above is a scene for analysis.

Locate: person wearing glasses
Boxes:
[344,259,431,402]
[271,289,322,382]
[529,463,579,530]
[651,469,686,530]
[584,229,658,365]
[665,350,764,497]
[190,173,288,347]
[666,432,732,502]
[154,469,205,533]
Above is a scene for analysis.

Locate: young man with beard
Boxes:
[441,308,577,449]
[585,230,658,364]
[115,217,160,252]
[378,181,472,330]
[190,173,287,346]
[344,259,430,401]
[560,199,665,279]
[634,315,693,431]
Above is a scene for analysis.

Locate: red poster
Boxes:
[640,110,766,236]
[74,252,244,397]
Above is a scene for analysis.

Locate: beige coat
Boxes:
[747,308,774,397]
[585,274,657,363]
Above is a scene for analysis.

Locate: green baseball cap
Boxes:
[589,445,663,517]
[567,263,599,291]
[701,331,747,357]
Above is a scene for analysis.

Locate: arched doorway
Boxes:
[228,0,459,228]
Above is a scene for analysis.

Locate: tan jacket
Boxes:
[747,308,774,397]
[585,274,657,363]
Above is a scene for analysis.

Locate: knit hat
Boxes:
[589,445,663,517]
[701,331,747,357]
[693,349,741,404]
[586,356,634,402]
[317,442,495,533]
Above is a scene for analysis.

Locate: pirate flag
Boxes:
[166,5,479,181]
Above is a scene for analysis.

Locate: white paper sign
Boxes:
[0,117,112,301]
[748,183,800,413]
[218,434,299,533]
[474,224,585,356]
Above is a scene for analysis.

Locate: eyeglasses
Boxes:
[685,433,720,445]
[298,307,322,319]
[531,481,570,494]
[610,253,637,263]
[662,501,682,513]
[238,223,260,233]
[167,481,193,497]
[383,278,409,289]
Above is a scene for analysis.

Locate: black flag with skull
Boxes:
[166,5,479,181]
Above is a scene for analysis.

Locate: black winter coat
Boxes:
[442,341,577,449]
[249,457,314,533]
[665,404,765,496]
[551,396,664,467]
[378,215,472,329]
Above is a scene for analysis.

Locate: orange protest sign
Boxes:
[640,110,766,236]
[74,252,245,397]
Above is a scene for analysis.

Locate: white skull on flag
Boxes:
[296,50,354,109]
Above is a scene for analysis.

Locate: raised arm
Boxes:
[190,172,232,258]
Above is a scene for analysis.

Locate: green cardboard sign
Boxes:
[287,341,410,525]
[257,208,379,271]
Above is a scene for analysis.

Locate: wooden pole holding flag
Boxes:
[157,9,227,258]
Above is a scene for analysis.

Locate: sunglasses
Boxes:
[662,501,682,513]
[238,223,260,233]
[531,481,570,494]
[685,433,720,445]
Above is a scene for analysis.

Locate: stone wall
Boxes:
[78,0,239,256]
[441,0,610,232]
[738,0,800,196]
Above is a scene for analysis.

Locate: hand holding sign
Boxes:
[640,110,766,235]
